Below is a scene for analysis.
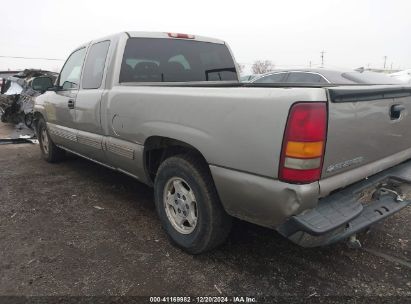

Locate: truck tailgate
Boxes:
[321,85,411,195]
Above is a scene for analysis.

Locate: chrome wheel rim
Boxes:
[163,177,198,234]
[41,127,49,155]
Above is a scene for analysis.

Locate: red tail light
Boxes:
[167,32,195,39]
[279,102,327,183]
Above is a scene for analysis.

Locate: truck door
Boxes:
[73,40,111,163]
[45,47,86,150]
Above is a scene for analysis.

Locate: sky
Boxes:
[1,0,410,74]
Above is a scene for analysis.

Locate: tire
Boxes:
[24,113,34,129]
[154,153,232,254]
[37,118,65,162]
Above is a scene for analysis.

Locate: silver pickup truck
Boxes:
[33,32,411,254]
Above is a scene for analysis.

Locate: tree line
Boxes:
[237,60,275,74]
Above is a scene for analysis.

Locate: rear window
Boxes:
[342,71,403,84]
[120,38,238,83]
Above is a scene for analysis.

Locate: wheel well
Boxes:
[32,112,45,134]
[144,136,208,184]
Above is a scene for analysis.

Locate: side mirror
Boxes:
[62,80,78,90]
[32,76,54,93]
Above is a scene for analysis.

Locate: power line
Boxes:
[0,55,64,61]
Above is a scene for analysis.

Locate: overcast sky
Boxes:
[1,0,410,73]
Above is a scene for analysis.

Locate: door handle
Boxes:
[68,99,75,109]
[390,104,405,120]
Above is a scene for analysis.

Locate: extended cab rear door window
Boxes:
[82,41,110,89]
[59,48,86,90]
[119,38,237,82]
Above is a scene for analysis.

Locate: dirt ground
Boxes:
[0,122,410,300]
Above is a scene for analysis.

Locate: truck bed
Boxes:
[118,82,411,196]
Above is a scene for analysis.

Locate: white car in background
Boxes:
[250,68,403,85]
[389,69,411,84]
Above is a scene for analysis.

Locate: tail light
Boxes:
[279,102,327,183]
[167,32,195,39]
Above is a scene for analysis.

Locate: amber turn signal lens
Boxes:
[285,141,324,159]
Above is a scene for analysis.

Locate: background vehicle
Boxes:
[33,32,411,254]
[240,74,258,82]
[389,69,411,84]
[0,71,20,92]
[251,68,403,84]
[0,69,57,127]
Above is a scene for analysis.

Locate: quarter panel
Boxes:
[105,86,327,177]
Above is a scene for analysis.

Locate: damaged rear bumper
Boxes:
[277,160,411,247]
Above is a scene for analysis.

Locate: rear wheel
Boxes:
[37,118,65,162]
[154,154,232,254]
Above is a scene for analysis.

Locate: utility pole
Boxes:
[320,50,326,67]
[383,56,387,69]
[309,61,312,68]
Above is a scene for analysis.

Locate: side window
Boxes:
[82,41,110,89]
[318,76,329,83]
[286,72,323,83]
[254,73,287,83]
[59,48,86,90]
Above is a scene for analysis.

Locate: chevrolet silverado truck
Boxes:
[33,32,411,254]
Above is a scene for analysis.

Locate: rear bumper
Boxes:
[209,165,320,228]
[277,159,411,247]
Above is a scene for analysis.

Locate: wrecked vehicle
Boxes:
[0,69,58,127]
[0,71,19,92]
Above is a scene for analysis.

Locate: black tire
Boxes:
[37,118,65,162]
[24,113,34,129]
[154,153,232,254]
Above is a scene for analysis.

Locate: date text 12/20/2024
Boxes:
[149,296,257,303]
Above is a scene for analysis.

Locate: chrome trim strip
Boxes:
[106,142,135,160]
[47,123,136,159]
[47,124,77,142]
[77,134,103,150]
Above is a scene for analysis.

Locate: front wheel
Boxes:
[24,113,34,129]
[154,154,232,254]
[37,118,65,162]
